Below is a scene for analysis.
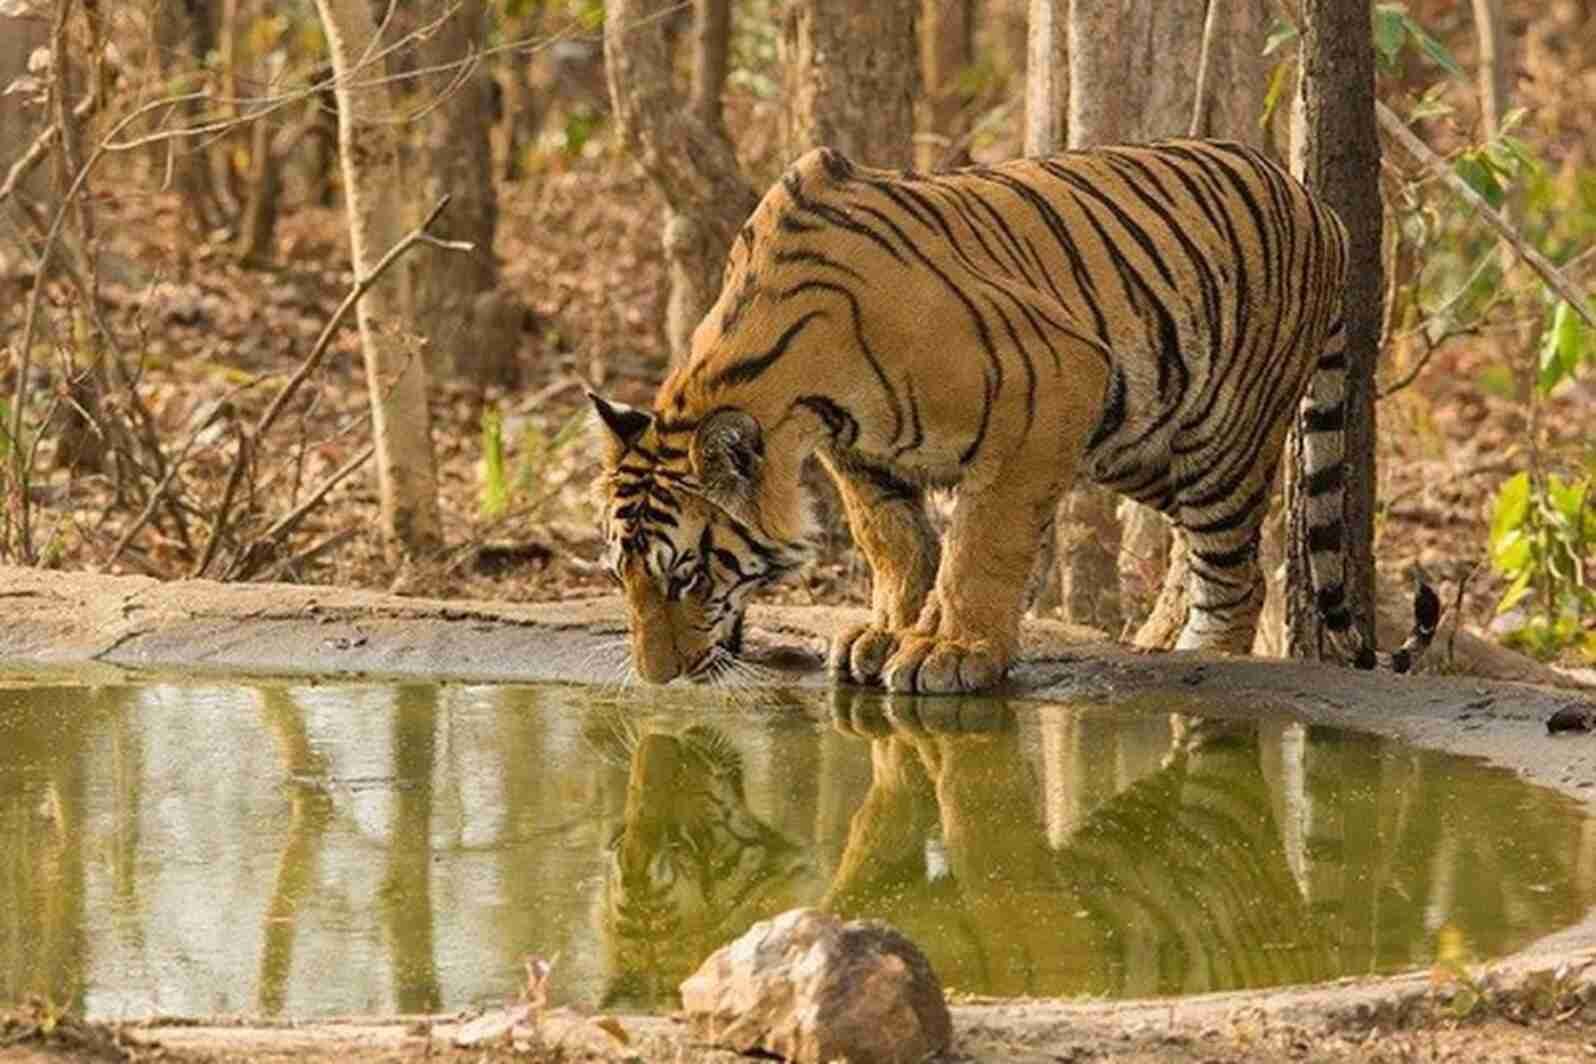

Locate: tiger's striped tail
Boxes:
[1299,320,1441,673]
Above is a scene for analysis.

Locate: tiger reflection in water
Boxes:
[595,693,1590,1002]
[589,713,819,1010]
[589,695,1321,1003]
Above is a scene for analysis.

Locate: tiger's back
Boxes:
[591,140,1436,692]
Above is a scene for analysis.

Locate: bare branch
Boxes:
[252,194,464,446]
[0,92,95,206]
[1377,102,1595,329]
[224,443,376,581]
[1188,0,1221,137]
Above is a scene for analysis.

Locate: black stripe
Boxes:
[772,248,867,281]
[893,376,926,459]
[708,310,825,389]
[777,279,905,443]
[1307,520,1343,553]
[1302,404,1344,433]
[1193,539,1257,571]
[1305,462,1343,496]
[795,395,860,445]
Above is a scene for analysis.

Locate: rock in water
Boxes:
[679,907,952,1064]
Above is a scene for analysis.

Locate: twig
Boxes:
[1377,102,1595,329]
[0,93,96,207]
[103,404,230,568]
[1446,558,1482,670]
[262,525,360,582]
[9,90,209,562]
[1188,0,1221,138]
[224,443,375,581]
[191,422,251,579]
[252,194,470,445]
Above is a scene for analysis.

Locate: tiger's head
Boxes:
[589,393,813,683]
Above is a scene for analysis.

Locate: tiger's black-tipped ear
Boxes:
[691,407,764,523]
[589,392,652,464]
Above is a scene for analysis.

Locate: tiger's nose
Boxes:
[636,655,681,684]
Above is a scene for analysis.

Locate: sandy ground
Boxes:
[4,564,1596,1063]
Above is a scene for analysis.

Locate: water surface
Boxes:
[1,682,1589,1017]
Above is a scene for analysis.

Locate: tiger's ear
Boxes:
[589,392,652,465]
[691,407,764,522]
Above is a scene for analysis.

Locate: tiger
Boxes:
[590,139,1440,693]
[595,721,815,1008]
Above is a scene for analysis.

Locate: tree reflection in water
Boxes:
[0,682,1590,1017]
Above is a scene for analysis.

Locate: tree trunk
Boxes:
[1023,0,1066,157]
[1471,0,1509,137]
[690,0,731,133]
[497,6,546,182]
[233,100,281,265]
[606,0,758,367]
[781,0,919,167]
[314,0,443,564]
[410,0,508,386]
[920,0,975,168]
[1286,0,1381,660]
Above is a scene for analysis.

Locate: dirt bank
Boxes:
[4,564,1596,1063]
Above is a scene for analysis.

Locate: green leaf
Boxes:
[1260,57,1295,129]
[1548,475,1586,523]
[1373,5,1408,70]
[1454,154,1505,209]
[1262,16,1299,57]
[1492,471,1532,542]
[1497,568,1534,613]
[1499,106,1529,136]
[1408,83,1454,122]
[480,408,508,518]
[1401,12,1466,79]
[1493,531,1531,574]
[1539,299,1589,392]
[1497,135,1541,177]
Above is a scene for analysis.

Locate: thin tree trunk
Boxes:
[1286,0,1381,660]
[1023,0,1065,157]
[606,0,757,367]
[920,0,975,168]
[314,0,443,563]
[781,0,919,167]
[1472,0,1509,137]
[233,101,281,265]
[411,0,505,384]
[690,0,731,133]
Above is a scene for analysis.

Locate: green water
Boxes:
[0,681,1589,1018]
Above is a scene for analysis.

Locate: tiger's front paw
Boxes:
[881,636,1009,694]
[829,624,902,686]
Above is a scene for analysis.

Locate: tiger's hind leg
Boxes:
[1174,482,1272,655]
[819,452,940,685]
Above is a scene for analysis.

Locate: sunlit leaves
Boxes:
[1538,299,1594,393]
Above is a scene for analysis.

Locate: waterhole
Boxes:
[1,681,1589,1017]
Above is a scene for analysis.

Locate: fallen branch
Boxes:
[1377,101,1595,329]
